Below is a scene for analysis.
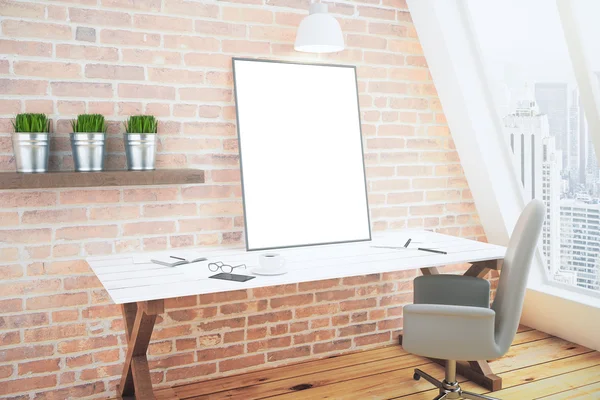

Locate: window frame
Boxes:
[406,0,600,304]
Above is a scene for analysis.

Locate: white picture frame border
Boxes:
[232,58,372,251]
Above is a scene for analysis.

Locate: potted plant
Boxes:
[124,115,158,171]
[12,113,50,173]
[71,114,106,172]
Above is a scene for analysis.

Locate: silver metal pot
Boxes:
[70,133,106,172]
[125,133,157,171]
[12,133,50,173]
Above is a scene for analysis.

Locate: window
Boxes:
[466,0,600,293]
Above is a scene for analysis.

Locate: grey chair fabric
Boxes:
[414,275,490,308]
[402,199,545,361]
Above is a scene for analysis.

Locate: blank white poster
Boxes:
[233,59,371,251]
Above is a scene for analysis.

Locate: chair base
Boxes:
[413,368,499,400]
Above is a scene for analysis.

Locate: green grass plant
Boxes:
[12,113,50,133]
[71,114,107,133]
[125,115,157,134]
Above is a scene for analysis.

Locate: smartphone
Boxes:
[209,273,255,282]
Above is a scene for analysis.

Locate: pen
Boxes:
[417,248,447,255]
[170,256,186,261]
[404,238,412,248]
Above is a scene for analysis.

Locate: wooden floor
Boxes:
[139,326,600,400]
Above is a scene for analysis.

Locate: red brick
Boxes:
[0,39,51,56]
[354,332,391,346]
[198,317,245,331]
[14,61,81,79]
[248,336,291,353]
[57,335,118,354]
[52,310,79,323]
[100,29,160,46]
[340,298,377,312]
[248,310,293,325]
[224,6,272,23]
[101,0,161,10]
[85,64,144,80]
[295,304,338,319]
[134,14,193,31]
[197,344,244,361]
[267,346,310,362]
[56,225,118,240]
[269,294,313,309]
[199,290,247,305]
[0,229,51,244]
[164,0,219,17]
[247,327,267,340]
[166,363,217,382]
[222,40,270,54]
[0,375,57,396]
[2,20,71,40]
[0,313,49,329]
[315,289,355,302]
[70,8,131,26]
[123,221,176,236]
[313,339,352,354]
[0,298,22,313]
[224,330,245,343]
[18,359,60,375]
[298,279,340,291]
[27,293,88,310]
[148,67,205,84]
[118,83,176,99]
[51,81,112,98]
[220,300,268,315]
[293,329,335,344]
[219,354,264,372]
[0,331,20,346]
[0,365,13,379]
[0,345,53,362]
[0,79,48,95]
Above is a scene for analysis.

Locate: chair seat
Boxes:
[414,274,491,308]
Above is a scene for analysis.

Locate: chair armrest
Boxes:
[402,304,501,361]
[414,275,490,308]
[405,304,495,318]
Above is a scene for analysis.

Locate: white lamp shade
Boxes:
[294,3,344,53]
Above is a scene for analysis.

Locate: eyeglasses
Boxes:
[208,261,247,274]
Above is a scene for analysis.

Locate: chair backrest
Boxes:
[491,199,545,354]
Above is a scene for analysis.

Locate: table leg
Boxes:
[399,260,503,392]
[119,300,164,400]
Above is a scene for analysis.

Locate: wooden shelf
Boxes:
[0,169,205,190]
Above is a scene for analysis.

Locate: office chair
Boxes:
[402,199,545,400]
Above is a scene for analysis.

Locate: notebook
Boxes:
[151,254,207,267]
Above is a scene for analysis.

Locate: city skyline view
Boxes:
[467,0,600,293]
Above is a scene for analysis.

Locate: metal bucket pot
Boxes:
[70,133,106,172]
[12,133,50,173]
[125,133,157,171]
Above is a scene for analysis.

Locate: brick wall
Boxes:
[0,0,486,398]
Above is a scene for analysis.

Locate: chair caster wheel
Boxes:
[413,372,420,381]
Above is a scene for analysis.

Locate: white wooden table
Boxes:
[87,230,506,399]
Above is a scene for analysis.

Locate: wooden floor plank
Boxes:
[510,329,552,346]
[397,350,600,400]
[537,382,600,399]
[263,362,449,400]
[488,337,592,373]
[492,365,600,399]
[174,345,408,398]
[188,354,429,400]
[110,327,599,400]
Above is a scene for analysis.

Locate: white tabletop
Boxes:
[87,230,506,304]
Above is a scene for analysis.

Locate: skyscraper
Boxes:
[568,88,580,181]
[503,96,562,276]
[560,200,600,291]
[535,83,569,170]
